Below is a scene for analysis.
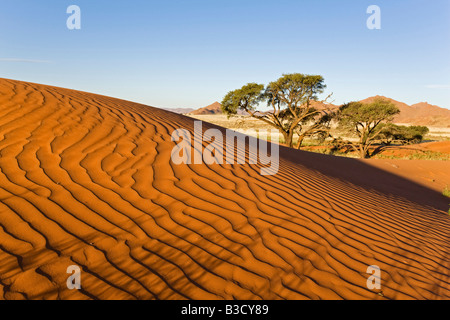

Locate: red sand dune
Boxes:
[365,158,450,194]
[402,141,450,155]
[0,78,449,300]
[368,141,450,166]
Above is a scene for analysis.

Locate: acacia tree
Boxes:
[221,74,332,148]
[337,98,400,158]
[278,107,335,149]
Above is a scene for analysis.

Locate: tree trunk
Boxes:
[296,134,306,149]
[283,131,294,148]
[358,144,368,159]
[359,145,370,158]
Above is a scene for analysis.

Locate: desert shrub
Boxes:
[443,186,450,198]
[378,124,429,144]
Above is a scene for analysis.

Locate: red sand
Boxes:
[0,78,449,300]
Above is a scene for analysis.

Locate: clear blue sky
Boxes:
[0,0,449,109]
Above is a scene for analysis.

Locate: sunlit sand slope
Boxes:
[0,78,449,300]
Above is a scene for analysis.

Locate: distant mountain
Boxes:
[189,102,223,115]
[178,96,450,127]
[188,101,338,116]
[163,107,195,114]
[408,102,450,126]
[309,100,339,111]
[359,96,450,127]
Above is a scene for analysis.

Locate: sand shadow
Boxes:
[279,145,449,212]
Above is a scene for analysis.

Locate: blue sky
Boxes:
[0,0,449,109]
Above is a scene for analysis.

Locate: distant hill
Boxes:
[189,101,338,116]
[183,96,450,127]
[189,102,223,115]
[162,107,195,114]
[359,96,450,127]
[308,100,339,111]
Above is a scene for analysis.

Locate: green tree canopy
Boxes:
[221,83,264,116]
[378,124,429,144]
[221,74,333,147]
[337,98,400,158]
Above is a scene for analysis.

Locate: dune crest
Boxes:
[0,78,449,300]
